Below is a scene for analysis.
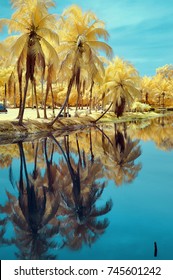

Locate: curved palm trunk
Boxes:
[49,74,75,126]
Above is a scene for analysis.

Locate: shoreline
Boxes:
[0,107,173,144]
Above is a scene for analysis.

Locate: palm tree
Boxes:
[152,74,172,108]
[103,57,140,117]
[140,76,154,104]
[0,0,59,125]
[156,64,173,80]
[50,4,112,124]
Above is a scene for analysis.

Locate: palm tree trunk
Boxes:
[41,79,44,109]
[33,79,40,118]
[14,82,17,108]
[4,83,7,108]
[81,80,85,110]
[18,77,29,125]
[44,83,49,119]
[49,74,75,126]
[50,84,55,117]
[75,68,81,114]
[89,81,94,114]
[31,83,34,109]
[17,69,23,119]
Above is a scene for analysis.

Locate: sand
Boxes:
[0,107,89,122]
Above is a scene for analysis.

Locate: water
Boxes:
[0,116,173,260]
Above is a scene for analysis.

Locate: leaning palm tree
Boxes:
[103,57,140,117]
[50,5,112,124]
[0,0,59,125]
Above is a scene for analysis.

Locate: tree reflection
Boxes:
[51,134,112,249]
[129,116,173,151]
[0,141,60,260]
[98,123,142,186]
[0,123,142,258]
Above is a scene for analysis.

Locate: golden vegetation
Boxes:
[0,0,172,129]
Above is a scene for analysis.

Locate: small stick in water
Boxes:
[154,241,158,257]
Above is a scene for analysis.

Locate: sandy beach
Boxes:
[0,107,89,122]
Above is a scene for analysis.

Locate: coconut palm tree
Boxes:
[0,0,59,125]
[152,74,172,108]
[50,4,112,124]
[156,64,173,80]
[103,57,140,117]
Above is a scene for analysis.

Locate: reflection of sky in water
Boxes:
[0,135,173,260]
[57,140,173,260]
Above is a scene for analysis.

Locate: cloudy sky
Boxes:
[0,0,172,76]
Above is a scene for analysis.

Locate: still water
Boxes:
[0,116,173,260]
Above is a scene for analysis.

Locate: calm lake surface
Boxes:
[0,116,173,260]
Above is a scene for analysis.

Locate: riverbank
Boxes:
[0,107,173,144]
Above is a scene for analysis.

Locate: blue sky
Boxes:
[0,0,172,76]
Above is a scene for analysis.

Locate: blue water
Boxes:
[0,120,173,260]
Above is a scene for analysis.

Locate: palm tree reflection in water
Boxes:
[51,134,112,249]
[0,124,142,259]
[99,123,142,186]
[0,141,60,259]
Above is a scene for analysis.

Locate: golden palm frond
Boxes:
[87,28,109,41]
[88,41,113,58]
[0,18,27,33]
